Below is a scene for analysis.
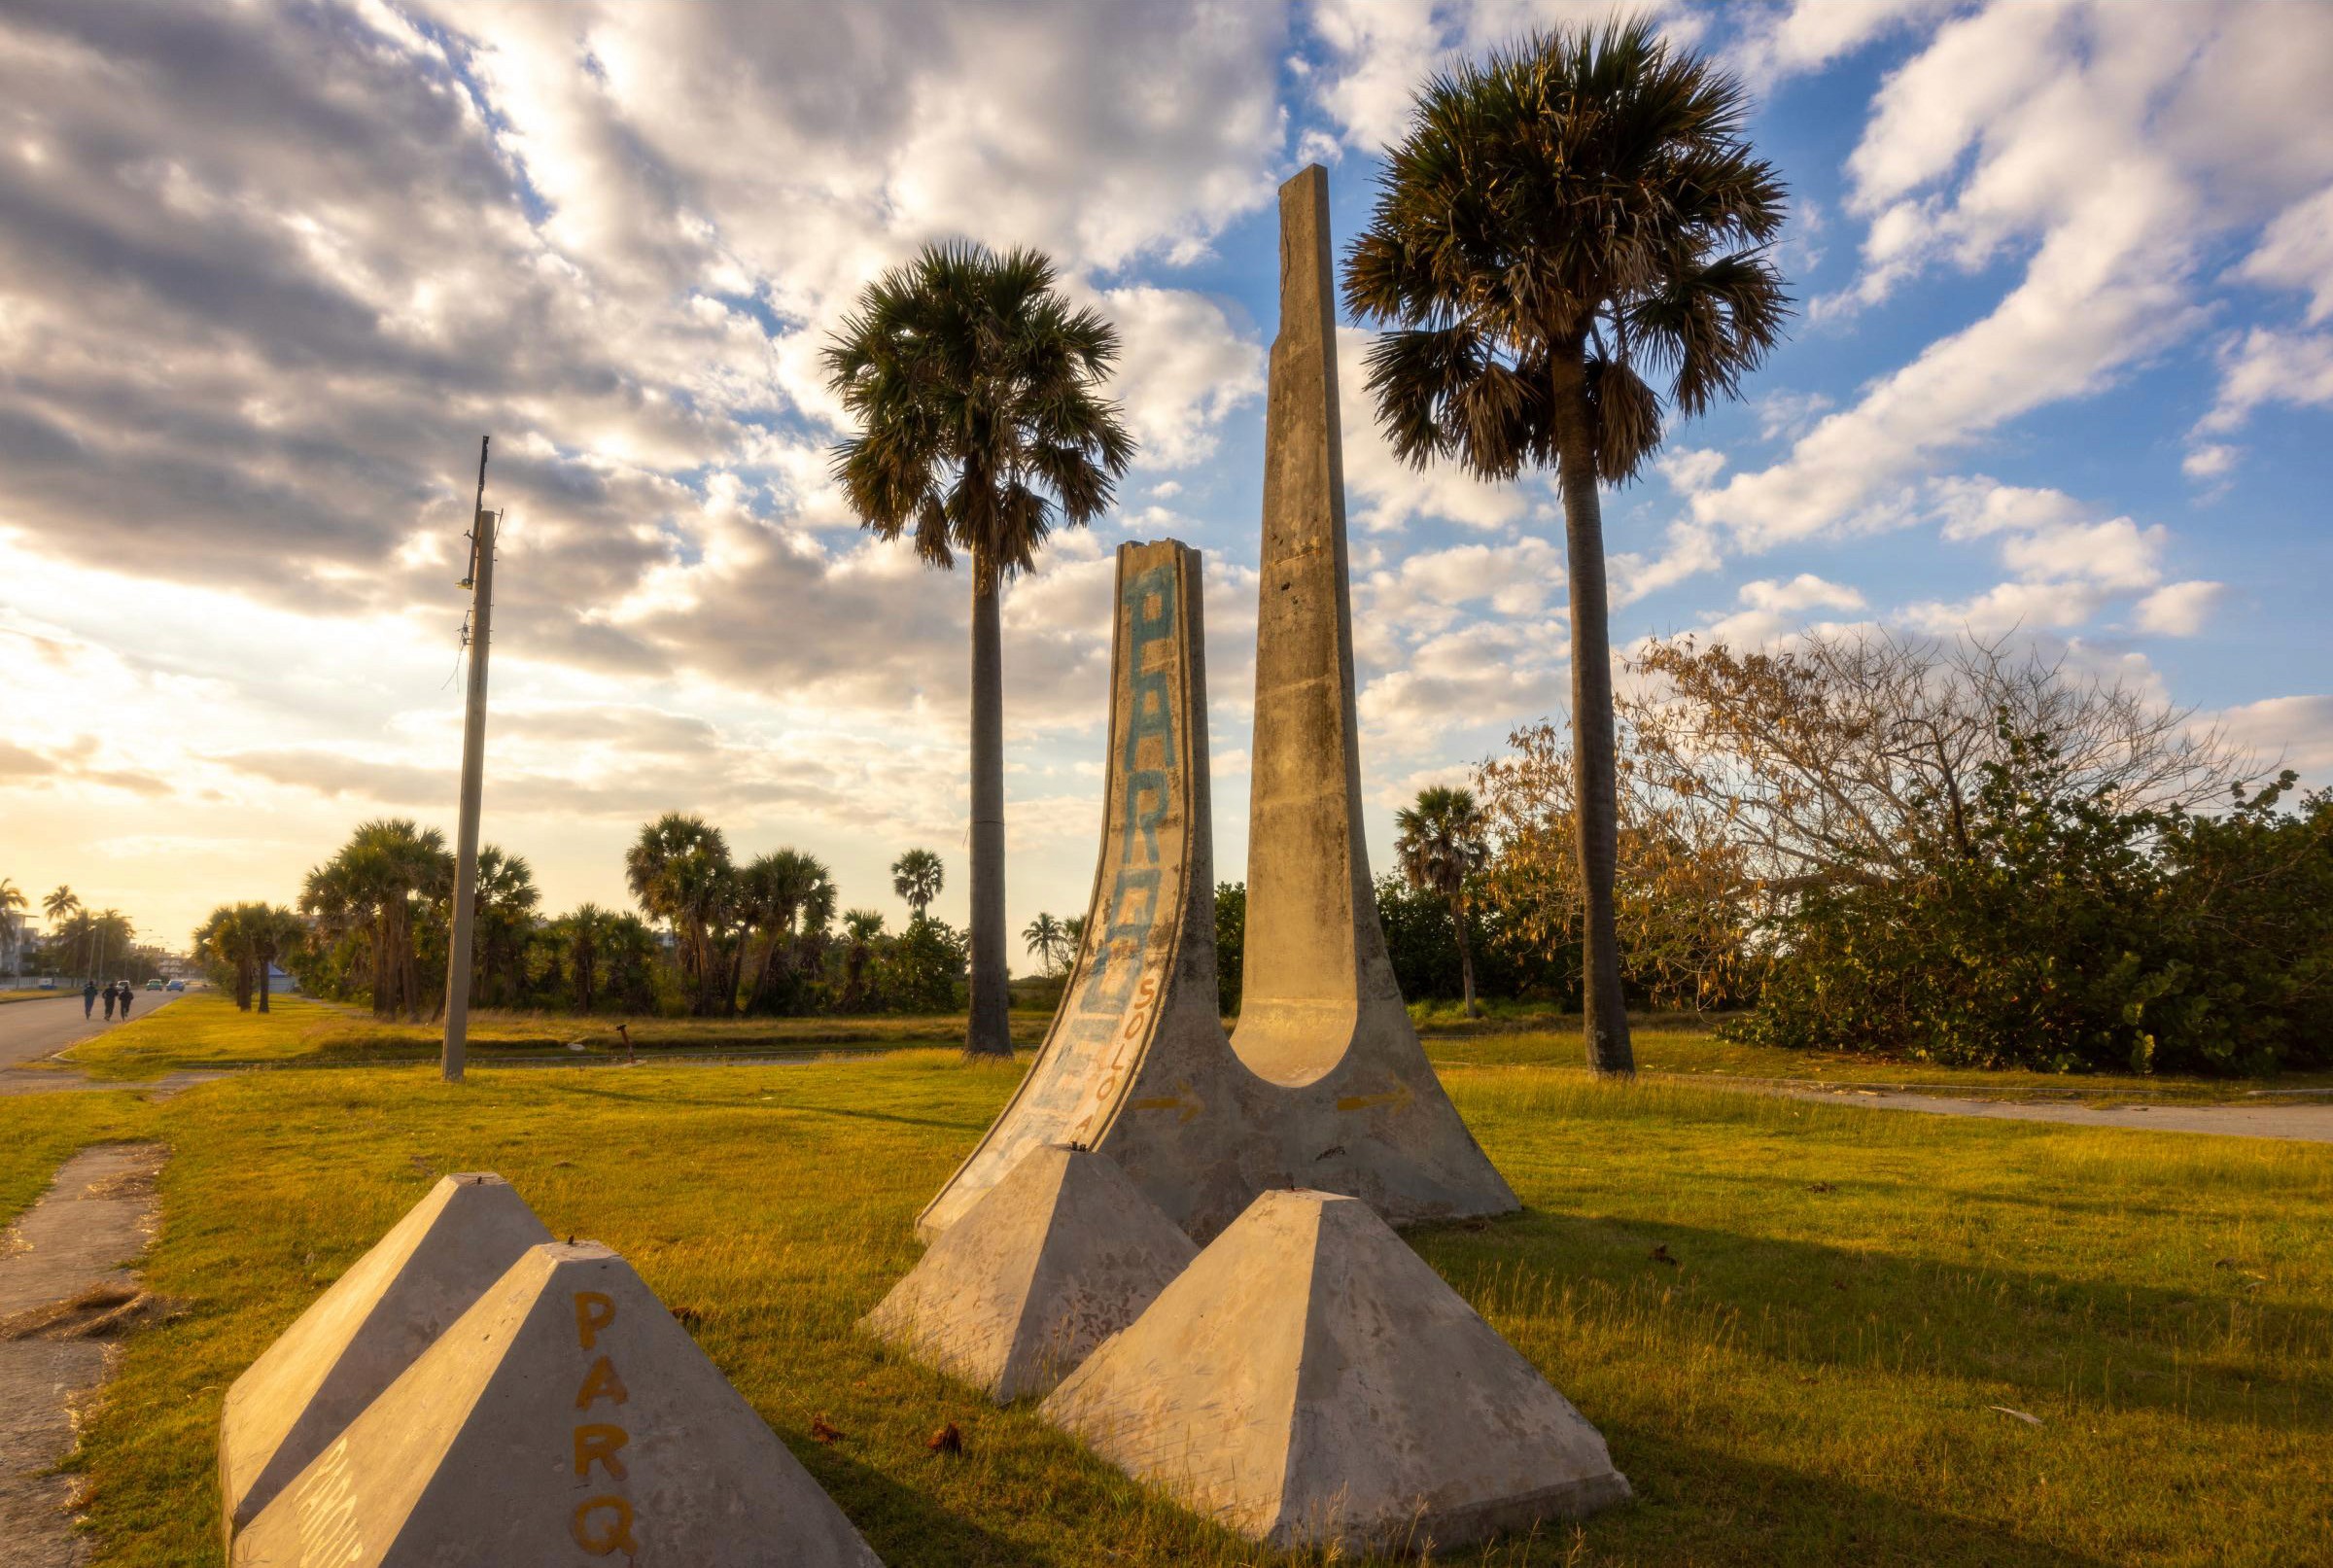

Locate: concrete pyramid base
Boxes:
[1042,1189,1629,1554]
[865,1144,1197,1403]
[219,1172,551,1542]
[233,1241,880,1567]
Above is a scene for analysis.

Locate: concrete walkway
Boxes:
[0,1143,168,1568]
[1775,1084,2333,1142]
[0,991,187,1070]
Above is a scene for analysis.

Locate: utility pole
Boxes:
[442,436,496,1084]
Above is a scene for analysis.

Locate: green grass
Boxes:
[17,1028,2329,1565]
[77,994,2332,1107]
[1415,1012,2333,1102]
[60,993,1054,1079]
[0,988,74,1005]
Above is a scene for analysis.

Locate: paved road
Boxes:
[1779,1085,2333,1142]
[0,989,189,1071]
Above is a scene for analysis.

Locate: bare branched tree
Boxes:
[1624,629,2258,894]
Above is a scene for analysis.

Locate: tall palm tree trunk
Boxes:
[1551,345,1635,1076]
[1452,897,1480,1020]
[966,562,1011,1056]
[259,962,272,1014]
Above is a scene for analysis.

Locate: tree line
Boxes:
[1375,630,2332,1078]
[241,813,972,1023]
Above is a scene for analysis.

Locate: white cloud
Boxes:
[1900,578,2112,640]
[2182,442,2240,479]
[2133,579,2226,638]
[2238,184,2333,324]
[1099,286,1266,470]
[2197,325,2333,435]
[2211,695,2333,781]
[2000,518,2164,593]
[1738,574,1866,614]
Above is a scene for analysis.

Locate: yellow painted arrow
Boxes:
[1132,1077,1205,1125]
[1336,1079,1417,1115]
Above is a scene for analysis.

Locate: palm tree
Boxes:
[1345,20,1789,1075]
[600,913,660,1015]
[0,878,24,976]
[1022,912,1068,977]
[890,849,944,923]
[625,814,738,1016]
[42,886,79,977]
[826,243,1134,1057]
[300,819,452,1019]
[194,905,256,1008]
[246,904,304,1013]
[738,850,833,1014]
[560,903,613,1013]
[1395,786,1493,1018]
[840,909,886,1011]
[471,846,540,1008]
[92,908,132,981]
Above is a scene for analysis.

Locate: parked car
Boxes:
[165,979,186,992]
[37,977,56,990]
[146,978,164,991]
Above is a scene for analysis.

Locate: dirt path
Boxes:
[1776,1085,2333,1142]
[0,1143,169,1568]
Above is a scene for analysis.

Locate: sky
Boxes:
[1,0,2328,959]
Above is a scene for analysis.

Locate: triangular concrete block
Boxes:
[865,1144,1197,1403]
[1042,1189,1630,1553]
[220,1172,552,1541]
[234,1241,881,1567]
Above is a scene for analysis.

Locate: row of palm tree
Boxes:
[300,819,456,1020]
[193,902,302,1011]
[18,885,140,981]
[622,814,851,1017]
[818,20,1784,1074]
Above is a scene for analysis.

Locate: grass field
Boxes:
[64,993,2328,1105]
[0,987,71,1005]
[58,993,1053,1078]
[10,1000,2328,1565]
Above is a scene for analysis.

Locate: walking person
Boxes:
[82,978,98,1018]
[101,983,116,1021]
[117,980,134,1021]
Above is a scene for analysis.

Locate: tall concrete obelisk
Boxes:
[1234,166,1427,1095]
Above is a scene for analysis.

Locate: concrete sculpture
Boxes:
[919,165,1514,1244]
[1042,1189,1632,1552]
[865,1143,1197,1403]
[218,1172,551,1544]
[233,1240,882,1567]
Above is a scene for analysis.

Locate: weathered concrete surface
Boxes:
[867,1144,1196,1403]
[918,168,1513,1245]
[234,1241,881,1567]
[1043,1189,1629,1554]
[0,1142,166,1568]
[219,1173,551,1544]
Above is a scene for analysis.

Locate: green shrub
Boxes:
[1729,725,2333,1076]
